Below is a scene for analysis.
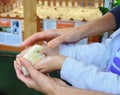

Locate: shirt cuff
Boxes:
[59,44,75,58]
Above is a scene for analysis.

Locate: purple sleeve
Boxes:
[110,5,120,29]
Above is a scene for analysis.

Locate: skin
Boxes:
[20,13,116,48]
[16,45,64,73]
[15,45,113,95]
[14,58,112,95]
[14,12,116,95]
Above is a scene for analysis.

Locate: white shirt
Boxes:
[108,35,120,75]
[59,28,120,94]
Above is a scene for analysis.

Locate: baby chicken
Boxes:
[22,44,45,76]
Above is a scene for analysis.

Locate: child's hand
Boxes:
[16,44,61,74]
[17,44,59,58]
[34,55,66,73]
[42,45,59,56]
[34,45,64,73]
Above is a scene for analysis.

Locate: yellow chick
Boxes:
[22,44,45,76]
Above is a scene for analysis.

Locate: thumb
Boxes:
[34,57,52,70]
[20,58,48,82]
[20,58,39,79]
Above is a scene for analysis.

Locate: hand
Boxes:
[20,27,82,48]
[34,55,67,73]
[17,44,59,58]
[14,58,112,95]
[15,48,29,67]
[14,57,69,95]
[42,45,59,56]
[16,44,61,73]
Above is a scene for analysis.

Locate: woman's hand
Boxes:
[16,44,62,73]
[18,43,59,57]
[14,57,113,95]
[20,27,82,48]
[14,57,68,95]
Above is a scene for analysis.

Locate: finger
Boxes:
[34,56,60,73]
[34,57,52,70]
[20,31,60,48]
[16,58,22,70]
[19,58,51,86]
[47,35,65,48]
[19,58,42,80]
[14,60,27,81]
[14,61,36,87]
[41,45,48,56]
[17,48,29,58]
[52,78,68,87]
[14,60,20,72]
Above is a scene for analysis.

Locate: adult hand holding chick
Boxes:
[16,44,66,75]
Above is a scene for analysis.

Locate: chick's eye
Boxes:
[36,50,40,53]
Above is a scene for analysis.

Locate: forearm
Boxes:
[60,43,106,66]
[61,58,120,94]
[77,13,116,40]
[54,86,112,95]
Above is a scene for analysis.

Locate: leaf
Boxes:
[116,0,120,3]
[99,7,109,15]
[113,3,119,7]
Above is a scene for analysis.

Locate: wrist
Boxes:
[51,85,72,95]
[46,85,60,95]
[77,22,93,39]
[49,86,63,95]
[56,56,67,70]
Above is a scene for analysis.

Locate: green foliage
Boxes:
[99,0,120,15]
[99,7,109,15]
[113,0,120,7]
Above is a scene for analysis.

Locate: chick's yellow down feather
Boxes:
[22,44,45,76]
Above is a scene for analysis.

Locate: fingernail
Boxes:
[14,60,16,63]
[48,43,56,48]
[19,58,23,64]
[34,65,37,69]
[16,54,20,57]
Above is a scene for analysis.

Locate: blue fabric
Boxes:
[110,5,120,29]
[110,48,120,75]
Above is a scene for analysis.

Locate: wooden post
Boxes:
[0,6,3,13]
[23,0,37,40]
[78,0,81,6]
[48,0,50,6]
[36,0,39,3]
[60,0,62,6]
[86,0,88,6]
[99,0,103,7]
[91,0,95,7]
[42,0,44,5]
[53,0,56,6]
[72,0,75,6]
[65,0,68,6]
[37,16,41,32]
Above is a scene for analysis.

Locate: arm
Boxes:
[71,13,116,40]
[61,57,120,94]
[30,42,106,73]
[60,42,107,66]
[20,12,116,48]
[14,57,112,95]
[56,86,112,95]
[47,12,116,48]
[33,54,119,94]
[110,5,120,29]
